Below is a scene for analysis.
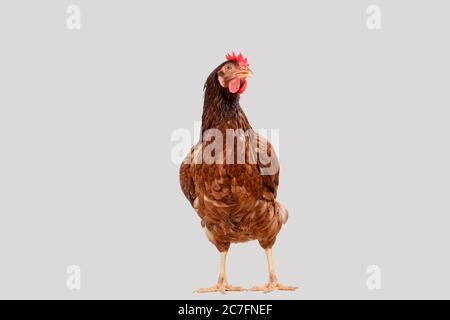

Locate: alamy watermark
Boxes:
[66,5,81,30]
[171,121,280,175]
[66,265,81,291]
[366,5,382,30]
[366,265,381,290]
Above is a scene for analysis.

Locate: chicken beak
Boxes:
[235,69,253,79]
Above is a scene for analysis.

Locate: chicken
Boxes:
[180,53,297,293]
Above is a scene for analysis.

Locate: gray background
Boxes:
[0,0,449,299]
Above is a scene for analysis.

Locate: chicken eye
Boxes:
[226,65,232,70]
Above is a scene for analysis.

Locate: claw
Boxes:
[196,283,245,294]
[251,282,298,293]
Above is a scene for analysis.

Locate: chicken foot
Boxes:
[196,251,244,293]
[251,248,298,293]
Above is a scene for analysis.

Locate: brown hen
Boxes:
[180,53,297,293]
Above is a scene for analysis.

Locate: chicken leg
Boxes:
[196,251,244,293]
[251,248,298,292]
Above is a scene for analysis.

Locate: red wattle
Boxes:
[237,80,247,94]
[228,78,241,93]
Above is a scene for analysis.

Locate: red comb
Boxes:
[226,52,249,68]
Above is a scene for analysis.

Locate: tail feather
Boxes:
[276,201,289,224]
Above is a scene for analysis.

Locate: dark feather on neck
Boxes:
[201,63,251,134]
